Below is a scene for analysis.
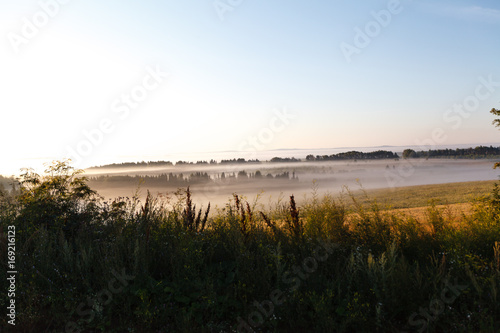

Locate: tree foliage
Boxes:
[15,160,99,236]
[491,107,500,129]
[491,108,500,168]
[402,149,417,159]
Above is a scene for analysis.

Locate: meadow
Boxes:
[84,158,499,209]
[1,160,500,332]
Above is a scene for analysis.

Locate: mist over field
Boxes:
[4,0,500,329]
[86,158,500,208]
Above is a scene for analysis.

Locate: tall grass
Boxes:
[0,162,499,332]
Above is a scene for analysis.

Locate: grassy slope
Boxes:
[352,180,497,210]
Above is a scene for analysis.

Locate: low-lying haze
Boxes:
[86,159,500,209]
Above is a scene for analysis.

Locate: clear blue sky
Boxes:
[1,0,500,174]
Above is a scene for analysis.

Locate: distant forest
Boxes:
[402,145,500,159]
[87,146,500,170]
[306,150,399,161]
[88,151,394,169]
[88,170,298,186]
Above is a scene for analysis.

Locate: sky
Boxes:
[1,0,500,175]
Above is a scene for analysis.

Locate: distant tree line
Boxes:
[88,170,298,186]
[306,150,399,161]
[402,146,500,159]
[86,146,500,170]
[90,158,264,169]
[89,157,304,169]
[88,161,174,169]
[270,157,301,163]
[219,158,261,164]
[89,172,210,186]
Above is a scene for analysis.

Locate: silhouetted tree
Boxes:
[402,149,417,159]
[16,160,99,238]
[491,108,500,168]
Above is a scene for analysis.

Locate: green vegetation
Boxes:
[402,146,500,159]
[87,145,500,172]
[306,150,399,161]
[270,157,301,163]
[1,160,500,332]
[89,158,262,169]
[491,108,500,169]
[88,161,174,169]
[352,180,497,210]
[87,170,298,188]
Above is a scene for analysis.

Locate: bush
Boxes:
[1,160,500,332]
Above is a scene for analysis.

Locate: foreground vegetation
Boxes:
[1,161,500,332]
